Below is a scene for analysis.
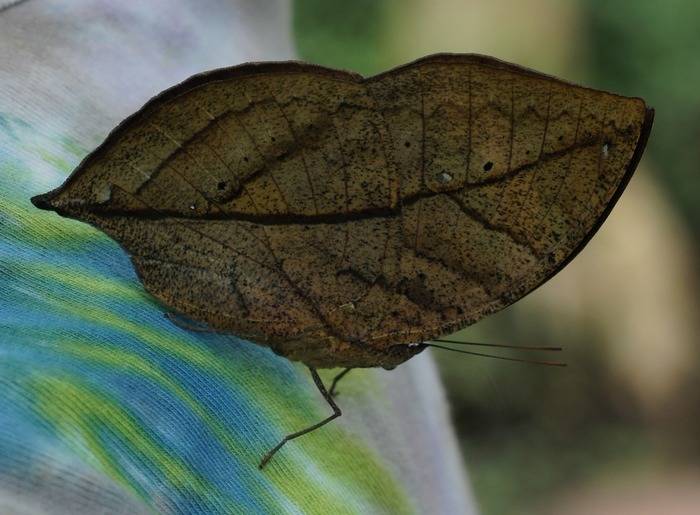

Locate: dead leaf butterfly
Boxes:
[32,54,654,467]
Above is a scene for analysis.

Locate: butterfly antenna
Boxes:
[426,338,567,367]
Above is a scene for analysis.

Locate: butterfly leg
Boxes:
[258,367,342,469]
[328,367,352,397]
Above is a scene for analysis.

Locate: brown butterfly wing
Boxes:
[32,55,653,368]
[365,54,653,349]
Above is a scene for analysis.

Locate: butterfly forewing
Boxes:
[32,54,653,368]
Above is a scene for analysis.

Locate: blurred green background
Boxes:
[294,1,700,514]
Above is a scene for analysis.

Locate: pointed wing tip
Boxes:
[30,191,57,211]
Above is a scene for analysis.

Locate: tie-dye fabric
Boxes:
[0,1,475,513]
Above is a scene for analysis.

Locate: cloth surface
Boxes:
[0,1,476,513]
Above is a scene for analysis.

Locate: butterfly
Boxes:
[32,53,654,467]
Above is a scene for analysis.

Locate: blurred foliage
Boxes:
[584,0,700,241]
[435,316,673,515]
[294,1,700,513]
[293,0,396,75]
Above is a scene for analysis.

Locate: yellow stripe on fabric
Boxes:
[30,375,227,503]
